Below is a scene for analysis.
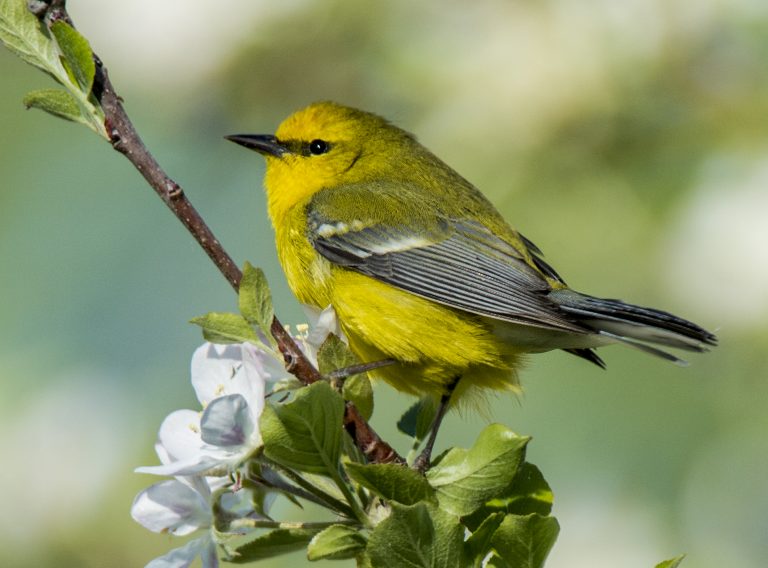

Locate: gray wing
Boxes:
[307,206,587,334]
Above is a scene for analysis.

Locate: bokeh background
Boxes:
[1,1,766,566]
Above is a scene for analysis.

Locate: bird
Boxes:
[227,101,716,466]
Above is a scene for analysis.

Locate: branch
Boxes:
[31,0,402,465]
[97,61,244,290]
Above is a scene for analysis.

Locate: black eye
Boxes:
[309,139,329,155]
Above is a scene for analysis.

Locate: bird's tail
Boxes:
[550,289,718,365]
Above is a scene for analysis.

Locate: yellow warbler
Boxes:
[227,102,716,407]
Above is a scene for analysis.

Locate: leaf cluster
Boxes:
[238,380,560,568]
[233,384,687,568]
[0,0,106,136]
[192,263,277,345]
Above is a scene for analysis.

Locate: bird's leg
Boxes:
[413,375,461,473]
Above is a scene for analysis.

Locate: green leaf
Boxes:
[226,528,321,563]
[270,375,304,394]
[465,512,505,564]
[397,400,420,438]
[501,463,553,516]
[397,398,437,441]
[655,555,686,568]
[23,88,84,123]
[0,0,107,138]
[317,333,358,376]
[343,372,373,421]
[307,524,367,561]
[260,381,344,476]
[367,502,467,568]
[190,312,259,344]
[50,20,94,91]
[238,262,274,337]
[490,514,559,568]
[426,424,529,517]
[463,463,554,531]
[346,463,434,505]
[0,0,67,81]
[357,553,375,568]
[317,333,372,419]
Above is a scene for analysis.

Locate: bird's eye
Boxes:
[309,139,330,155]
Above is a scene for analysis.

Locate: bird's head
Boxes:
[227,102,419,222]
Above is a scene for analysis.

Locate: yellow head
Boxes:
[226,102,430,223]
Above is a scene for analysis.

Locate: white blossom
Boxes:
[136,342,281,476]
[302,304,345,352]
[131,474,227,568]
[132,311,339,566]
[132,419,267,568]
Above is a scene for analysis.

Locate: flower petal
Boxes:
[241,347,270,423]
[135,454,224,477]
[199,533,219,568]
[200,394,254,448]
[228,347,268,404]
[131,479,210,536]
[155,409,205,463]
[242,342,292,384]
[136,409,229,476]
[145,535,217,568]
[303,304,346,347]
[191,343,245,405]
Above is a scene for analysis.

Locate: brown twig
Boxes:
[96,61,243,290]
[327,358,397,381]
[270,318,324,383]
[345,403,403,464]
[32,1,402,465]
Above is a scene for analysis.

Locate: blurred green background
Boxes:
[1,1,766,567]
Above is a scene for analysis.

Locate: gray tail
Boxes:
[550,289,718,366]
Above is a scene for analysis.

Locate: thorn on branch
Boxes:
[104,119,121,148]
[284,352,298,374]
[167,181,183,199]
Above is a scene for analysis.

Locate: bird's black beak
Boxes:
[225,134,290,157]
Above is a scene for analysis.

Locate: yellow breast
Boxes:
[274,203,333,309]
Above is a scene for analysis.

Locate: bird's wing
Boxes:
[306,183,587,333]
